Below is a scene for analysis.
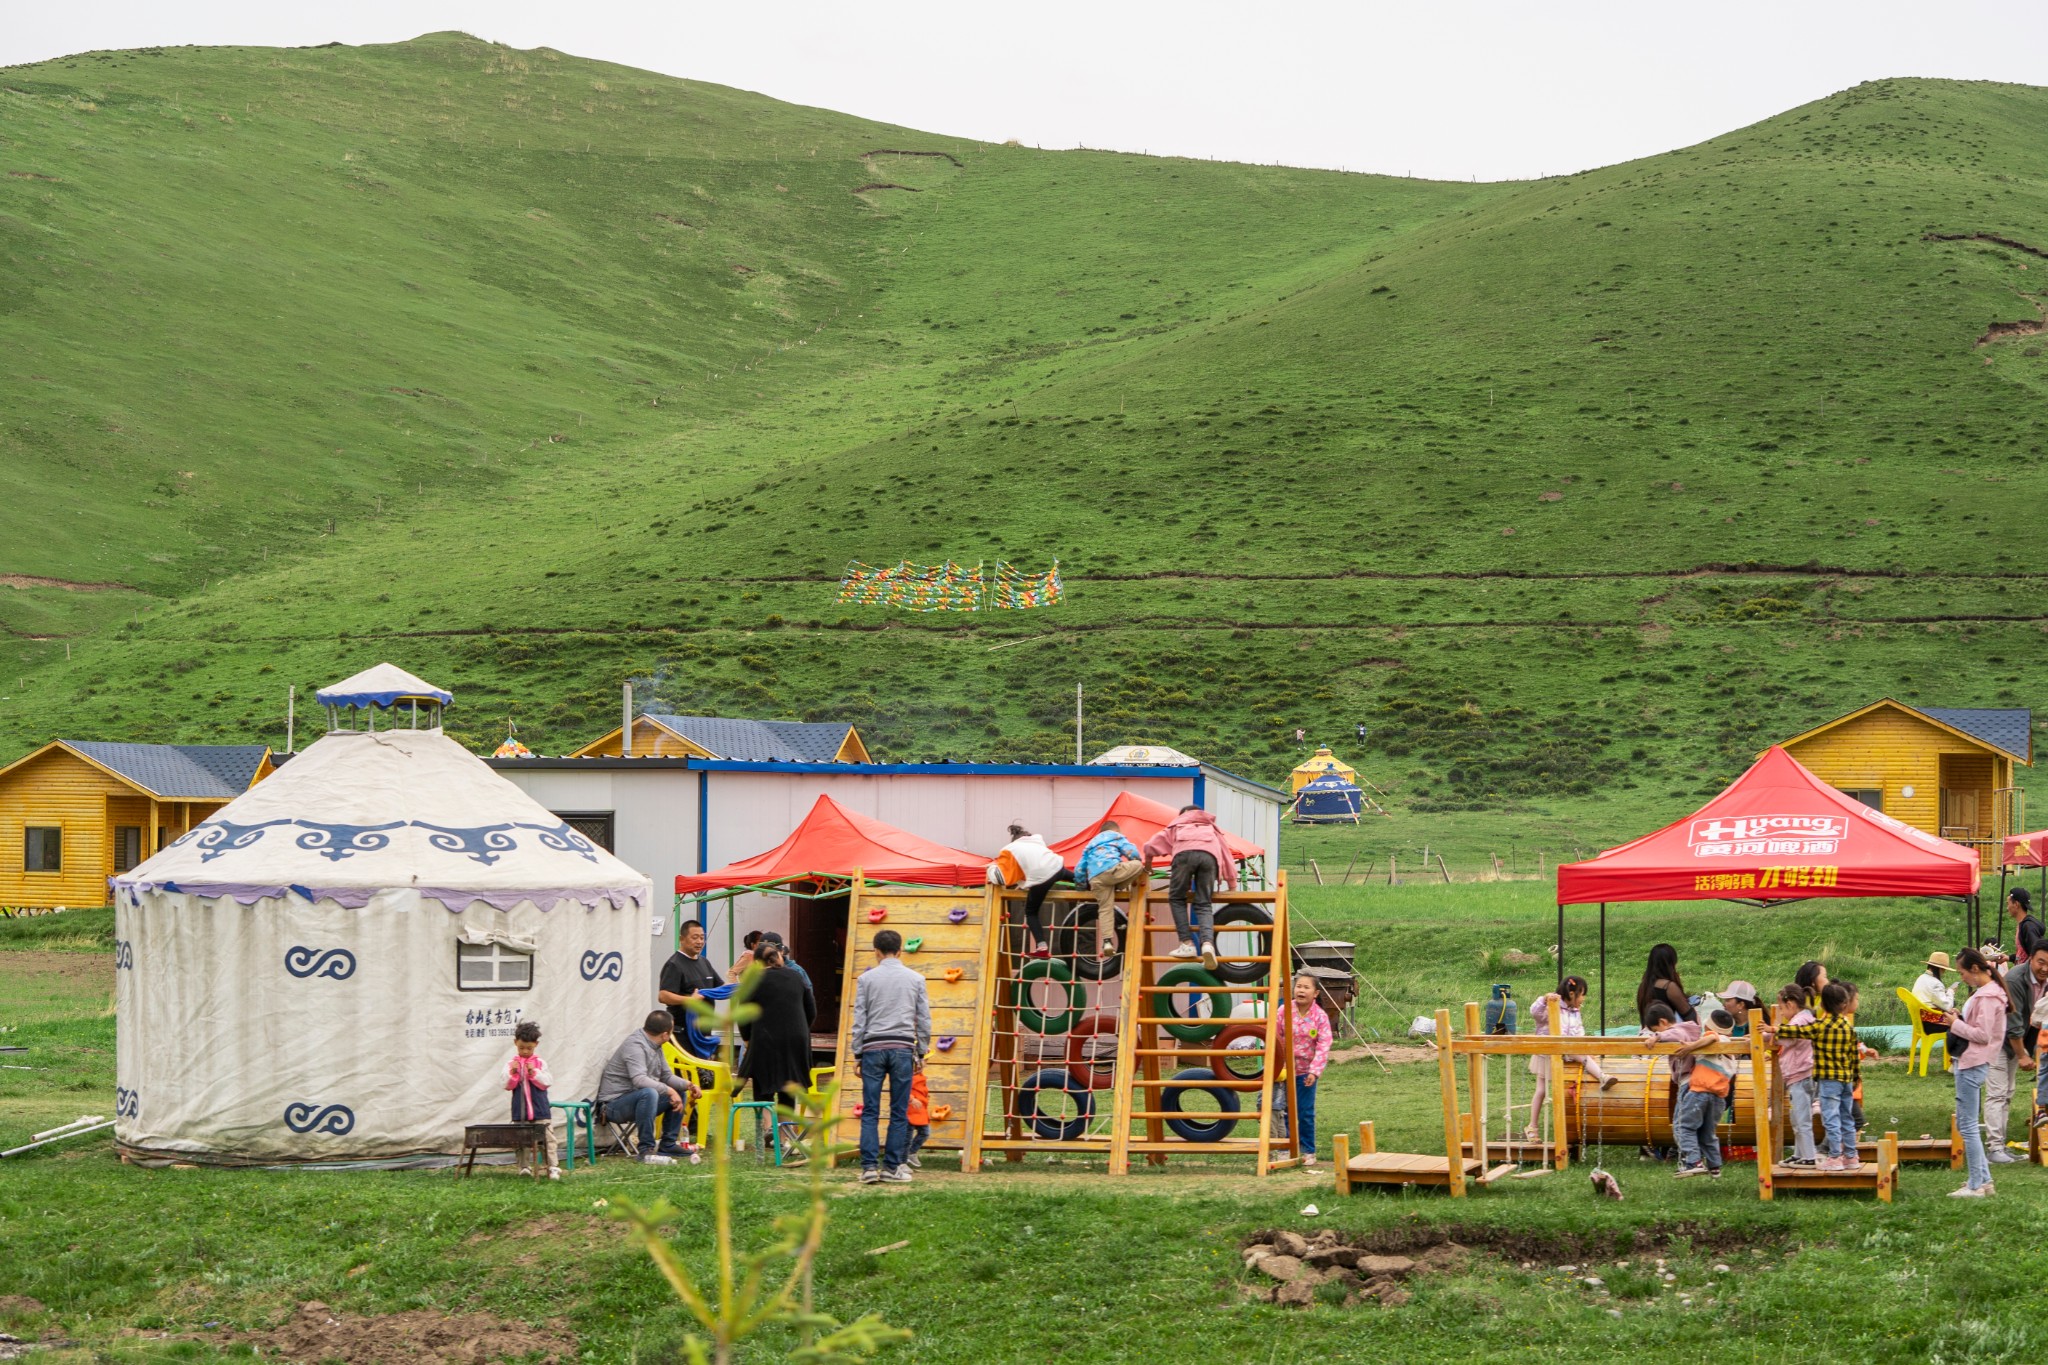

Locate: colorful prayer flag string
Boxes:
[835,559,1062,612]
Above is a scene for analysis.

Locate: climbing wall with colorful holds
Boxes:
[827,883,998,1163]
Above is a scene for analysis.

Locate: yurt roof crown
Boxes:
[317,663,453,732]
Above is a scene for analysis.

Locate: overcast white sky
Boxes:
[6,1,2045,181]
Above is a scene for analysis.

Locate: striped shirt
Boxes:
[1774,1011,1860,1084]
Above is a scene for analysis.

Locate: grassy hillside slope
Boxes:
[4,40,2047,855]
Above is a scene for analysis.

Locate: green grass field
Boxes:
[3,37,2047,853]
[3,889,2044,1363]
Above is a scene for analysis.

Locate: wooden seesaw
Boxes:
[1333,999,1904,1202]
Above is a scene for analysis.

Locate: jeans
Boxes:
[1166,851,1218,946]
[1986,1049,2019,1151]
[908,1125,929,1158]
[1957,1063,1992,1189]
[859,1049,915,1171]
[1293,1074,1319,1156]
[1674,1087,1724,1169]
[1785,1076,1819,1162]
[1817,1078,1855,1159]
[607,1086,683,1152]
[1021,870,1076,945]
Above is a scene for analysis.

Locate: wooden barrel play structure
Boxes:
[1561,1056,1756,1150]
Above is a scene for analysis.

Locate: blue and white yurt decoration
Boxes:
[111,664,653,1164]
[1292,771,1365,824]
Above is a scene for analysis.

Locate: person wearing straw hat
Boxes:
[1914,952,1957,1035]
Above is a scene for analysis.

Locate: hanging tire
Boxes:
[1157,965,1230,1043]
[1066,1014,1120,1090]
[1208,1021,1272,1087]
[1051,903,1126,981]
[1015,1067,1094,1141]
[1209,904,1275,985]
[1011,957,1086,1035]
[1161,1066,1242,1142]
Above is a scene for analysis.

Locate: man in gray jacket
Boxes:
[597,1009,699,1164]
[847,929,931,1184]
[1989,945,2048,1163]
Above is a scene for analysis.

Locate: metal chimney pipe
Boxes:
[622,682,634,757]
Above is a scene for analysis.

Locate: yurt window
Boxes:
[456,940,534,991]
[23,826,61,872]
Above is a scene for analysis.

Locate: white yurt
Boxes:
[110,665,654,1165]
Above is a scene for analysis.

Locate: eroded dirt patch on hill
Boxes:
[0,574,138,592]
[211,1302,574,1364]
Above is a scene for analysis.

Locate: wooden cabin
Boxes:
[1776,701,2033,865]
[0,741,273,910]
[570,714,869,763]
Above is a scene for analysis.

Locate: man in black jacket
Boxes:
[1987,943,2048,1164]
[2007,888,2046,964]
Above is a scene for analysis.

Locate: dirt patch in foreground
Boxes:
[212,1302,574,1364]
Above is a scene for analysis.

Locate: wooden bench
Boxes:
[461,1121,551,1178]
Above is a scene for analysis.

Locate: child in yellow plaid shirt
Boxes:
[1771,981,1871,1170]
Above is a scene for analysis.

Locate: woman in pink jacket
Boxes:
[1141,806,1238,970]
[1944,948,2009,1198]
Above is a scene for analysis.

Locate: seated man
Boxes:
[1914,951,1956,1034]
[597,1009,700,1165]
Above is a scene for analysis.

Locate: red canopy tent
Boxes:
[1047,790,1265,865]
[675,794,988,895]
[1556,746,1981,1028]
[1995,831,2048,921]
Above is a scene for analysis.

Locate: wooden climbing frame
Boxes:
[964,871,1301,1174]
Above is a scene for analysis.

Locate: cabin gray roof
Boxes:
[1921,708,2034,762]
[645,715,852,763]
[65,742,270,798]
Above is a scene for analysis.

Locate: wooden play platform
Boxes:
[1333,1120,1502,1193]
[1332,999,1906,1202]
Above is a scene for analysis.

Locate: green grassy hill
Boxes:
[4,36,2047,856]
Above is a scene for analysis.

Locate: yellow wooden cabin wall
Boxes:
[0,748,226,909]
[1782,707,2015,845]
[571,717,716,759]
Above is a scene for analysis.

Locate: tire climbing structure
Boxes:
[965,870,1301,1174]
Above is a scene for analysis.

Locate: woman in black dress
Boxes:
[737,941,816,1158]
[1635,943,1696,1026]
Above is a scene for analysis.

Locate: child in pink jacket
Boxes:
[1288,974,1333,1164]
[1141,806,1238,970]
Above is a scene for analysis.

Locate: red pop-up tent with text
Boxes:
[1555,745,1981,1028]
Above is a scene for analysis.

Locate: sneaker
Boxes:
[638,1152,676,1166]
[655,1140,687,1157]
[906,1153,922,1169]
[1673,1163,1707,1179]
[1169,942,1198,960]
[860,1167,881,1184]
[1026,942,1052,959]
[1783,1156,1818,1168]
[881,1166,913,1183]
[1201,943,1219,971]
[1949,1184,1990,1198]
[1988,1148,2018,1164]
[1836,1156,1862,1171]
[1708,1166,1722,1179]
[1097,934,1117,958]
[1303,1153,1318,1167]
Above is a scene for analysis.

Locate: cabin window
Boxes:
[23,827,61,873]
[1839,789,1883,812]
[456,939,534,991]
[554,811,615,853]
[113,826,143,873]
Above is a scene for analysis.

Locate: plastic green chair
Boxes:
[728,1100,786,1164]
